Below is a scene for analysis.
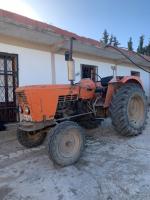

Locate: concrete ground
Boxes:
[0,113,150,200]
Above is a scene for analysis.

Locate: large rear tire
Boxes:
[110,83,147,136]
[17,129,46,148]
[48,121,85,166]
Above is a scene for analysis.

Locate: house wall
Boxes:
[0,42,52,86]
[0,42,149,98]
[55,54,150,98]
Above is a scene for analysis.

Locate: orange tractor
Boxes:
[16,38,148,166]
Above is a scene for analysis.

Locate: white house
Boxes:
[0,9,150,123]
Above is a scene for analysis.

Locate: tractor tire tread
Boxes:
[48,121,85,166]
[109,83,147,136]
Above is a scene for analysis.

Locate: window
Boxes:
[81,64,98,81]
[131,71,140,77]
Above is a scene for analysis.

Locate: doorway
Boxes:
[0,53,18,122]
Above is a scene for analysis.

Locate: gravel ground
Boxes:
[0,112,150,200]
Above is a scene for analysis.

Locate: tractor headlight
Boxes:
[24,106,30,115]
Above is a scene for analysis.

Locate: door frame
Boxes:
[0,52,19,122]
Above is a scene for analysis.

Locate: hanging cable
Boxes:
[105,45,150,73]
[134,51,150,63]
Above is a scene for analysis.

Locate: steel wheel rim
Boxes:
[127,94,145,128]
[59,128,80,158]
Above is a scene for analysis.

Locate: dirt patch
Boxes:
[0,185,13,200]
[1,112,150,200]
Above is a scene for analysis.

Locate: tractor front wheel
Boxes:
[110,83,147,136]
[17,129,46,148]
[48,121,85,166]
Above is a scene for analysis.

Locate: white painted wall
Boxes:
[0,43,52,86]
[0,43,149,98]
[55,54,150,98]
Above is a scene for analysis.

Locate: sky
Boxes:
[0,0,149,49]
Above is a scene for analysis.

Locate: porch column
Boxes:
[51,53,56,84]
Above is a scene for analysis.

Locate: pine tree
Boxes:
[137,35,144,54]
[147,42,150,56]
[101,30,120,46]
[144,41,150,56]
[113,36,120,47]
[102,29,109,45]
[127,37,133,51]
[108,35,120,47]
[109,34,114,45]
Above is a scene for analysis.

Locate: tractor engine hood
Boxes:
[16,79,96,122]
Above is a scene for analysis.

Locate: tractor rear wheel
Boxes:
[17,129,46,148]
[110,83,147,136]
[48,121,85,166]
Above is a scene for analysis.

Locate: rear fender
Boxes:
[120,76,143,88]
[103,83,116,108]
[103,76,143,108]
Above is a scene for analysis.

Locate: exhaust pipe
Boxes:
[65,37,76,85]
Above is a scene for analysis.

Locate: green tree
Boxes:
[109,34,114,45]
[102,29,109,45]
[147,42,150,56]
[101,30,120,46]
[113,36,120,47]
[108,34,120,46]
[127,37,133,51]
[137,35,144,54]
[144,42,150,56]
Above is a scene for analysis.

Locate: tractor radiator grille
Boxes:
[16,92,28,104]
[58,95,78,102]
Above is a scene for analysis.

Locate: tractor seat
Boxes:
[101,76,113,87]
[95,87,107,93]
